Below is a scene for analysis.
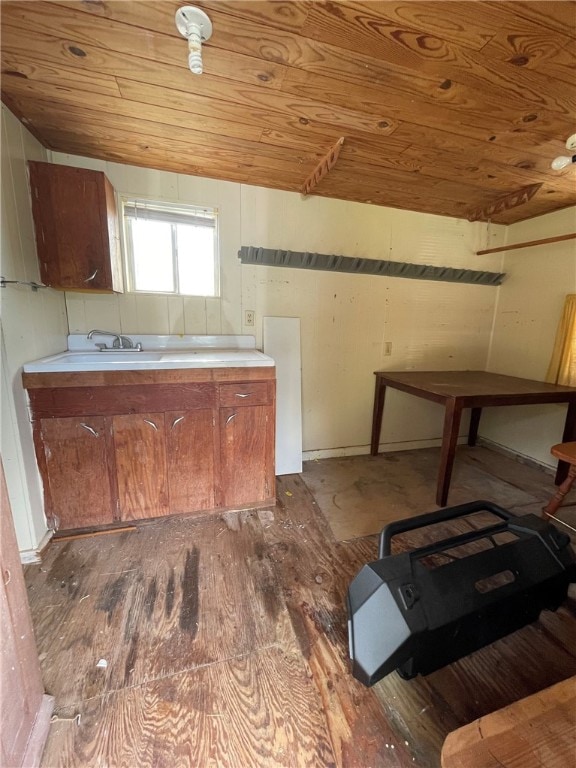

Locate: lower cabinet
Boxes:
[113,412,169,520]
[166,409,216,515]
[39,416,114,530]
[26,371,275,532]
[220,405,274,508]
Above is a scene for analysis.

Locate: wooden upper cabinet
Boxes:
[28,161,124,293]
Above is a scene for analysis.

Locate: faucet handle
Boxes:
[118,335,134,349]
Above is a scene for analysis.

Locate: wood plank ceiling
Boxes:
[1,1,575,223]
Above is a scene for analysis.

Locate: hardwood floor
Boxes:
[26,447,576,767]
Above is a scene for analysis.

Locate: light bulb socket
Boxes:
[176,6,212,75]
[176,7,213,41]
[551,155,576,171]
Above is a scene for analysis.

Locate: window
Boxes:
[122,198,218,296]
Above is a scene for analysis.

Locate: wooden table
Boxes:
[441,676,576,768]
[370,370,576,506]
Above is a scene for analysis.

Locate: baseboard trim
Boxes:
[302,436,557,473]
[20,528,53,565]
[22,693,54,768]
[477,436,555,475]
[303,435,469,461]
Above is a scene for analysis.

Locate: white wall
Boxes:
[241,187,505,454]
[7,131,569,551]
[10,131,571,552]
[482,207,576,467]
[0,106,68,552]
[52,151,506,458]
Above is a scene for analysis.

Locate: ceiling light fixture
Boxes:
[550,133,576,170]
[550,155,576,170]
[175,6,212,75]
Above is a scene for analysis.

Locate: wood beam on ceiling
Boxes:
[301,137,344,196]
[476,232,576,255]
[467,183,543,222]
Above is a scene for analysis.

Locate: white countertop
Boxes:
[23,335,275,372]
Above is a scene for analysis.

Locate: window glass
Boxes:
[177,224,215,296]
[123,199,218,297]
[130,219,174,292]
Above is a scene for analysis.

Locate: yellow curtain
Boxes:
[546,294,576,386]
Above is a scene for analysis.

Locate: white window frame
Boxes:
[121,196,220,297]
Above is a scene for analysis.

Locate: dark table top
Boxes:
[373,370,576,403]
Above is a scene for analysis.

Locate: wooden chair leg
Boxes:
[543,464,576,518]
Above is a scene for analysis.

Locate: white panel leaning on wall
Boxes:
[263,317,303,475]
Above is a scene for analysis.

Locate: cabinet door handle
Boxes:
[80,423,99,437]
[226,413,237,425]
[143,419,158,431]
[235,393,251,398]
[171,416,185,429]
[84,268,99,283]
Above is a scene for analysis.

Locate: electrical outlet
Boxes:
[384,341,392,356]
[245,310,255,326]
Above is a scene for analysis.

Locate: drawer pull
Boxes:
[235,393,251,398]
[226,413,237,425]
[171,416,185,429]
[80,423,99,437]
[144,419,158,431]
[84,268,99,283]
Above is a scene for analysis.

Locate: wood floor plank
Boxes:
[25,448,576,768]
[259,475,415,767]
[301,447,542,542]
[27,513,294,708]
[40,646,336,768]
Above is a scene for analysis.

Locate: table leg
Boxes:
[468,407,482,447]
[370,378,387,456]
[437,399,463,507]
[556,400,576,484]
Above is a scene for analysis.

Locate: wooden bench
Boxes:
[441,676,576,768]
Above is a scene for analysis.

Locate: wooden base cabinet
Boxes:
[37,416,115,530]
[113,412,169,520]
[220,405,274,508]
[166,409,217,515]
[25,369,275,532]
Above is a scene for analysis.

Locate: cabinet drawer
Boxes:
[28,383,216,418]
[218,382,271,407]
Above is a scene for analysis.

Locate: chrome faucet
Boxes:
[86,330,142,351]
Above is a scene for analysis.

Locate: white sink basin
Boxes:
[63,352,164,363]
[23,348,274,372]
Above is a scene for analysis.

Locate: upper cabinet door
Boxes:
[28,161,123,293]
